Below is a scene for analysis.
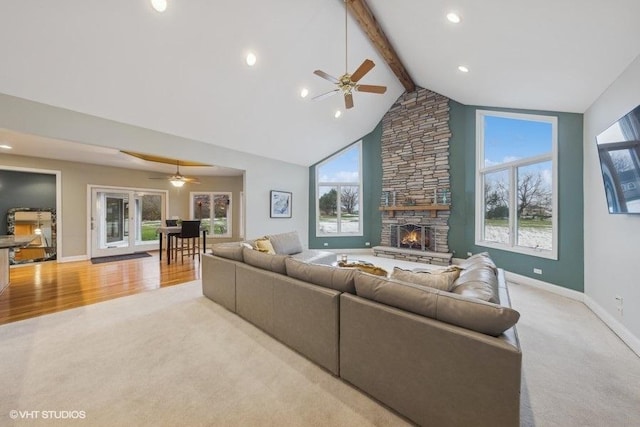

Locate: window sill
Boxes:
[475,240,558,260]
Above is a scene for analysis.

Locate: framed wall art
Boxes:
[270,190,292,218]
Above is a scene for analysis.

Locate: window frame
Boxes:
[475,110,558,260]
[189,191,232,238]
[315,141,363,237]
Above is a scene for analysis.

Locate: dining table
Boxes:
[156,225,207,265]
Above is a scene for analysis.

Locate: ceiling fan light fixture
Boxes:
[170,179,186,188]
[446,12,461,24]
[151,0,167,13]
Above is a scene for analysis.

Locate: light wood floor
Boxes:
[0,251,199,325]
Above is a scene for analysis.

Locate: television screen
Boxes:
[596,104,640,214]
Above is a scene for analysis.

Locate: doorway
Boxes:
[90,187,167,258]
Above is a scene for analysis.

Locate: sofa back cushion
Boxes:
[211,243,245,262]
[452,265,500,304]
[285,258,356,294]
[267,231,303,255]
[242,247,288,274]
[354,272,519,336]
[390,266,460,292]
[458,252,497,272]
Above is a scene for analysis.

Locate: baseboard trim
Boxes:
[504,271,639,358]
[584,295,640,358]
[504,271,584,302]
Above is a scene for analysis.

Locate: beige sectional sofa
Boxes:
[201,231,522,427]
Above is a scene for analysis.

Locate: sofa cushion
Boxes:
[285,258,356,294]
[390,266,461,291]
[242,247,288,274]
[211,242,245,262]
[354,272,519,336]
[254,237,276,254]
[268,231,303,255]
[458,252,497,272]
[291,250,336,265]
[452,265,500,303]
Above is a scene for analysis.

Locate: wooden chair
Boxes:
[173,220,201,263]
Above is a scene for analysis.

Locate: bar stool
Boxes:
[173,220,201,263]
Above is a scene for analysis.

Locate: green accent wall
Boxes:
[448,102,585,291]
[308,122,383,249]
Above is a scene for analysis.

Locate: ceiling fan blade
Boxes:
[350,59,375,82]
[313,70,340,84]
[356,84,387,94]
[312,89,340,101]
[345,93,354,109]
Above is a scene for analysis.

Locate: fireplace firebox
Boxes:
[391,224,434,252]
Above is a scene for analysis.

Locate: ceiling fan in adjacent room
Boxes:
[312,0,387,109]
[121,150,206,187]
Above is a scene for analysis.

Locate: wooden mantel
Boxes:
[379,204,449,218]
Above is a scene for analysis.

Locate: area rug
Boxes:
[90,252,151,264]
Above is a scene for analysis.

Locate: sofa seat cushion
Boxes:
[267,231,304,255]
[242,247,288,274]
[390,266,461,291]
[354,272,520,336]
[286,258,357,294]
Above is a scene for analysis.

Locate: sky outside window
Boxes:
[484,116,552,167]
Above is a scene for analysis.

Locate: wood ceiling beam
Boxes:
[346,0,416,93]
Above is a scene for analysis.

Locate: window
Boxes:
[475,111,558,259]
[190,192,232,238]
[316,142,362,236]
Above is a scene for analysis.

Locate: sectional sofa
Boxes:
[201,231,522,427]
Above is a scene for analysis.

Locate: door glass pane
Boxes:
[193,194,211,233]
[213,194,230,236]
[517,161,552,250]
[340,185,360,233]
[139,194,162,242]
[483,170,509,244]
[318,186,338,234]
[105,195,126,244]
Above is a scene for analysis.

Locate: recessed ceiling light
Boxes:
[0,144,12,150]
[446,12,461,24]
[334,110,342,118]
[246,52,257,66]
[300,88,309,98]
[151,0,167,13]
[458,65,469,73]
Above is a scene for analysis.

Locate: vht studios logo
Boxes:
[9,410,86,420]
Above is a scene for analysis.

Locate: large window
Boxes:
[476,111,558,259]
[316,142,362,236]
[190,192,232,238]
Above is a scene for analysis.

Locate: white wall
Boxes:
[0,94,309,250]
[584,54,640,353]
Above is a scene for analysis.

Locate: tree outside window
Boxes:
[190,192,232,238]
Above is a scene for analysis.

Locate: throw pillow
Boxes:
[390,266,461,292]
[253,237,276,254]
[338,261,388,277]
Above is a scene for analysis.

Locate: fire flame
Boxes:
[401,231,420,245]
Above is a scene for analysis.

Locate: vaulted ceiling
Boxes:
[1,0,639,171]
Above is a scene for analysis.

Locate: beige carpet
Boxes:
[1,264,639,426]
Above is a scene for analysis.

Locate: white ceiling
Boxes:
[1,0,639,171]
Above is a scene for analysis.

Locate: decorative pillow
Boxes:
[354,273,519,336]
[338,261,388,277]
[242,247,287,274]
[211,243,244,262]
[253,237,276,254]
[285,258,357,294]
[390,266,461,292]
[267,231,303,255]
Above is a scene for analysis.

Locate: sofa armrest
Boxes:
[202,254,237,312]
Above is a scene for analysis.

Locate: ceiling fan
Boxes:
[149,160,200,187]
[312,0,387,109]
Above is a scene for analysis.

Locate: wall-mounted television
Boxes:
[596,104,640,214]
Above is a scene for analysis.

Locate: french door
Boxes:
[90,187,167,258]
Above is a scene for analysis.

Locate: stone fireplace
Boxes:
[373,87,453,266]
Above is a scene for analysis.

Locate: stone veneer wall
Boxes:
[381,87,451,253]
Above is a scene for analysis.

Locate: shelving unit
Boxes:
[379,204,449,218]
